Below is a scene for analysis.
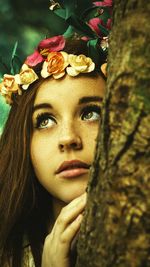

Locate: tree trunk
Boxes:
[76,0,150,266]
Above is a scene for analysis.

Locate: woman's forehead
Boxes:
[34,75,106,105]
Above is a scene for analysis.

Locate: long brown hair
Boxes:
[0,39,105,267]
[0,79,53,267]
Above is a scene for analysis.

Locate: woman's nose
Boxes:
[58,123,82,152]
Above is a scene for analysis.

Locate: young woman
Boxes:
[0,36,106,267]
[0,0,112,265]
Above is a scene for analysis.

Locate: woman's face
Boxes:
[30,74,105,204]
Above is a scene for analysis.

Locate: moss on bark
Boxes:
[76,0,150,266]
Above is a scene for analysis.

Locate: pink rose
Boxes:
[93,0,112,7]
[25,36,65,68]
[88,17,112,36]
[106,18,112,30]
[88,18,104,36]
[25,50,44,67]
[38,35,65,52]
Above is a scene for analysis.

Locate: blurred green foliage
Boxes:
[0,96,10,135]
[0,0,52,133]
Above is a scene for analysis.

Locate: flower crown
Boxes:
[0,0,112,105]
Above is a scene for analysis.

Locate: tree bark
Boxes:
[76,0,150,266]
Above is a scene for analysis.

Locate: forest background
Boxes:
[0,0,52,134]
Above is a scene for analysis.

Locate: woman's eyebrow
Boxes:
[78,96,103,105]
[32,103,53,113]
[32,96,102,113]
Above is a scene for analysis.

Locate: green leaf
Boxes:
[48,10,68,35]
[0,95,10,135]
[62,0,77,19]
[11,41,18,59]
[99,7,111,23]
[54,8,66,19]
[11,55,22,75]
[98,24,109,36]
[10,42,22,75]
[87,39,99,66]
[67,15,97,38]
[87,39,106,67]
[83,5,111,26]
[63,26,74,38]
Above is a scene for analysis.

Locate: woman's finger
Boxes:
[54,193,86,233]
[60,214,83,245]
[42,195,86,267]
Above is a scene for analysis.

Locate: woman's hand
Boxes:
[41,193,87,267]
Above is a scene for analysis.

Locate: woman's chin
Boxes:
[64,187,87,204]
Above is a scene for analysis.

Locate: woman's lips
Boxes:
[55,160,90,178]
[58,168,89,178]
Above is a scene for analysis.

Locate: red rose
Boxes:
[93,0,112,7]
[25,50,44,67]
[88,18,104,36]
[106,18,112,30]
[38,35,65,52]
[88,17,112,36]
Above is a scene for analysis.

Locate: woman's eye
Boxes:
[35,113,56,129]
[81,106,101,121]
[39,118,54,128]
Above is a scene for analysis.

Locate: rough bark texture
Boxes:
[76,0,150,266]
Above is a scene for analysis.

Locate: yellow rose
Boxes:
[67,54,95,76]
[0,74,20,104]
[15,64,38,90]
[3,74,19,92]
